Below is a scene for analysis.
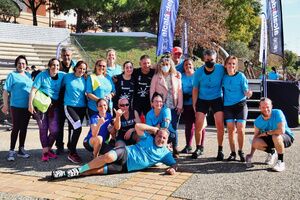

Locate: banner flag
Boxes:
[267,0,284,57]
[181,20,188,58]
[259,13,268,64]
[156,0,179,56]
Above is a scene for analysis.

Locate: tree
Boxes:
[222,0,261,44]
[52,0,103,33]
[176,0,228,54]
[0,0,20,22]
[224,40,254,59]
[19,0,46,26]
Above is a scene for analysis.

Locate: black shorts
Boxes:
[134,99,151,116]
[105,146,128,174]
[224,101,248,123]
[262,133,294,149]
[116,132,137,146]
[83,140,113,155]
[196,97,223,114]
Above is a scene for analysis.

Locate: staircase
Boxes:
[0,41,81,79]
[247,79,262,125]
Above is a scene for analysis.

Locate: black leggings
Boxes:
[64,106,86,153]
[10,106,31,150]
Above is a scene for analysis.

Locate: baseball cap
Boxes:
[172,47,183,54]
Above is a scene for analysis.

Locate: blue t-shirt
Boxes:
[175,59,184,73]
[86,74,115,111]
[63,73,86,107]
[126,132,176,172]
[32,70,65,100]
[193,64,225,100]
[222,72,248,106]
[268,71,279,80]
[181,73,194,105]
[84,113,113,142]
[4,71,33,108]
[106,64,122,77]
[146,106,172,129]
[254,109,294,139]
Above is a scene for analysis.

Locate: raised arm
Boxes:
[135,123,159,136]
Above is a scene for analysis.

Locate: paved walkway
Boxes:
[0,120,299,200]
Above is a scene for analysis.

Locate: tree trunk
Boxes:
[111,17,117,32]
[149,9,158,33]
[32,9,38,26]
[76,9,83,33]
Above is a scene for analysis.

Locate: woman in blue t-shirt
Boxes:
[181,58,206,154]
[63,61,87,164]
[86,59,115,117]
[83,98,122,158]
[2,55,33,161]
[222,56,252,162]
[28,58,65,162]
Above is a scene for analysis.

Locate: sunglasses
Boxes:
[119,103,129,107]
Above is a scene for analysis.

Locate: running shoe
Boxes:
[7,150,16,161]
[51,170,66,179]
[216,151,224,161]
[272,160,285,172]
[245,154,253,168]
[227,152,236,161]
[238,151,245,162]
[48,150,58,159]
[68,153,82,164]
[17,147,30,158]
[180,146,192,154]
[265,151,277,165]
[42,153,49,162]
[66,168,80,178]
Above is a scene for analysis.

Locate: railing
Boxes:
[70,35,95,70]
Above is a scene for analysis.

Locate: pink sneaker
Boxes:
[42,153,49,162]
[48,150,58,159]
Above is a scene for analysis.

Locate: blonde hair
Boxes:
[156,56,177,75]
[93,59,107,75]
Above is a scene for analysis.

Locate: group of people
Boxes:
[2,46,294,180]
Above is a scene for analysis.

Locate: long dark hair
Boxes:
[15,55,28,67]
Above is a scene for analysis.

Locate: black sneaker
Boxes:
[51,170,66,179]
[238,151,245,162]
[227,152,236,161]
[180,146,192,154]
[216,151,224,161]
[66,168,80,178]
[191,148,202,159]
[56,147,65,155]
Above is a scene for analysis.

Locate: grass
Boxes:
[72,35,158,69]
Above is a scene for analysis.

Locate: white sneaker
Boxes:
[265,151,277,165]
[7,150,16,161]
[272,160,285,172]
[66,168,80,178]
[17,147,30,158]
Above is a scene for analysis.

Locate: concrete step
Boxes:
[0,47,36,52]
[0,51,39,57]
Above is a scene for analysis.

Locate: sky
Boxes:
[281,0,300,55]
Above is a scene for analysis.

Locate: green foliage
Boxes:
[0,0,20,22]
[73,35,157,68]
[284,50,298,70]
[224,40,254,59]
[222,0,261,44]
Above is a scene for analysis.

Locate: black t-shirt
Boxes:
[114,74,135,107]
[132,68,155,103]
[118,110,136,138]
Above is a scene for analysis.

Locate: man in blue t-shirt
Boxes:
[192,49,225,160]
[51,123,177,179]
[245,98,294,172]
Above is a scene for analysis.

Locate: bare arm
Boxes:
[135,123,159,136]
[1,90,9,114]
[28,87,38,114]
[192,87,199,112]
[113,108,124,131]
[165,164,178,175]
[87,93,100,102]
[266,122,285,136]
[91,117,106,137]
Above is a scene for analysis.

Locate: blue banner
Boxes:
[156,0,179,56]
[267,0,284,57]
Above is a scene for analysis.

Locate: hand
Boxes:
[245,90,253,98]
[165,167,176,175]
[97,116,106,125]
[176,107,183,115]
[175,71,182,79]
[114,108,125,118]
[1,105,8,114]
[124,129,133,140]
[28,104,36,114]
[258,132,268,137]
[112,76,118,83]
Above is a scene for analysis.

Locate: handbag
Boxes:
[33,90,51,113]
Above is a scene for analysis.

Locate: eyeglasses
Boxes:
[119,103,129,107]
[98,104,107,108]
